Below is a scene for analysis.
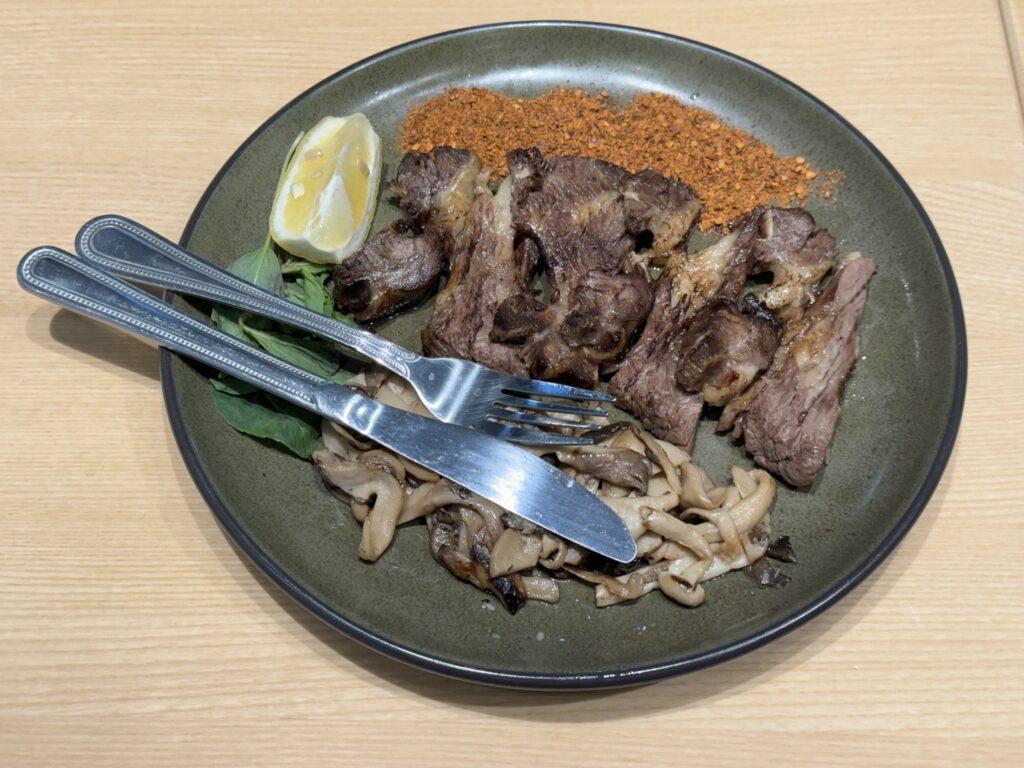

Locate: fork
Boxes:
[76,215,613,447]
[17,247,636,561]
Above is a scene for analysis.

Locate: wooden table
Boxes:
[3,1,1022,764]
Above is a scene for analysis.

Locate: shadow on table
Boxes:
[170,414,954,722]
[45,307,162,382]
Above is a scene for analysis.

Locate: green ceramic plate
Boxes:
[163,22,966,689]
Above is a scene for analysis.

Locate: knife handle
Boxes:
[16,247,383,431]
[17,247,638,563]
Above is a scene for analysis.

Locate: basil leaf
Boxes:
[283,280,306,306]
[282,259,333,277]
[299,274,333,315]
[240,319,341,377]
[227,234,285,294]
[211,389,319,458]
[210,375,259,396]
[334,309,356,323]
[209,130,300,339]
[266,395,322,427]
[211,234,284,339]
[329,368,354,385]
[210,306,248,341]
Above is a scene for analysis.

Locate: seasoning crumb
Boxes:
[402,87,835,229]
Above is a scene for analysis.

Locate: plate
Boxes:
[163,22,966,689]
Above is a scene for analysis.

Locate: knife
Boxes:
[17,248,637,563]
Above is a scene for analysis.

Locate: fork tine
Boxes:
[494,395,608,418]
[499,377,616,403]
[476,421,595,446]
[488,410,605,430]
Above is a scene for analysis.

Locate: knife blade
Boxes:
[17,247,637,563]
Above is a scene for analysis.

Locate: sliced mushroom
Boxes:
[426,506,528,614]
[344,371,387,396]
[554,447,651,492]
[315,451,405,562]
[323,419,375,452]
[718,469,776,537]
[489,529,542,577]
[359,449,407,484]
[635,531,665,558]
[658,570,706,607]
[731,466,758,497]
[602,494,677,539]
[313,348,783,612]
[373,375,432,417]
[766,535,797,563]
[678,463,727,509]
[642,509,713,560]
[521,575,560,603]
[635,429,683,495]
[419,492,531,613]
[398,481,458,524]
[654,438,691,467]
[586,421,635,445]
[576,564,664,607]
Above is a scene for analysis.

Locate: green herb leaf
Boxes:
[282,259,333,277]
[211,234,284,339]
[208,129,352,457]
[227,234,285,294]
[211,389,320,458]
[210,375,259,397]
[210,306,249,341]
[210,131,305,339]
[266,395,323,428]
[240,319,341,377]
[333,309,356,323]
[283,280,306,306]
[300,274,333,315]
[329,368,354,385]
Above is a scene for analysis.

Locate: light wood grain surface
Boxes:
[3,1,1022,765]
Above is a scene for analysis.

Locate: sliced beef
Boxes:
[609,208,763,450]
[390,146,698,387]
[718,208,841,431]
[419,176,532,374]
[751,207,838,331]
[751,207,815,267]
[508,150,698,295]
[490,292,553,344]
[730,254,877,487]
[675,296,781,406]
[508,149,633,297]
[332,221,447,322]
[493,149,697,386]
[515,269,654,386]
[387,147,485,252]
[561,270,654,354]
[622,169,702,262]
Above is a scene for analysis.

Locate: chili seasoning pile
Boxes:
[402,87,836,230]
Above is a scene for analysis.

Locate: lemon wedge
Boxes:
[270,114,382,264]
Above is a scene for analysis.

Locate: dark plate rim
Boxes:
[160,20,968,690]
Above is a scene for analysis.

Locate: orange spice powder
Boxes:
[402,87,838,230]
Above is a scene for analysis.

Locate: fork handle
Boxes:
[17,247,388,432]
[75,215,420,379]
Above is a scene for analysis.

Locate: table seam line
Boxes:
[997,0,1024,133]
